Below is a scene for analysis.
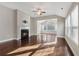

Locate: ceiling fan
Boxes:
[32,8,46,15]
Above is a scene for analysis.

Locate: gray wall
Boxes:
[0,5,30,42]
[0,5,17,42]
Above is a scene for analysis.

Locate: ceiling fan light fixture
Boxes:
[32,7,46,16]
[37,11,42,15]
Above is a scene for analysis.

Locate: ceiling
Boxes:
[0,2,72,17]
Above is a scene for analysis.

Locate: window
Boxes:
[65,17,68,36]
[42,22,56,32]
[71,5,78,45]
[67,15,71,37]
[41,19,57,33]
[65,14,71,37]
[65,5,78,45]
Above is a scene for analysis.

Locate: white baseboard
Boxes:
[0,38,17,43]
[17,37,21,40]
[57,36,65,38]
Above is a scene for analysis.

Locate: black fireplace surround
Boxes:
[21,29,29,46]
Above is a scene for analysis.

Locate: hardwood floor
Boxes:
[6,35,69,56]
[0,39,18,55]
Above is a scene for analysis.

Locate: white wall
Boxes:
[0,5,17,42]
[57,17,65,37]
[30,18,37,36]
[17,10,30,39]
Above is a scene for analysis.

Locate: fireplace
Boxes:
[21,29,29,46]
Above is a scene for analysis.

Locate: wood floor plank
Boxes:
[6,35,68,56]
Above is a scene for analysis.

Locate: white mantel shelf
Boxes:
[21,27,29,30]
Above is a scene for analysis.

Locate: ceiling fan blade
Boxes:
[42,11,46,13]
